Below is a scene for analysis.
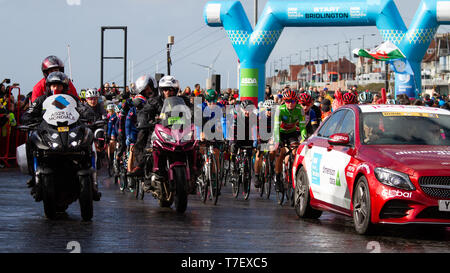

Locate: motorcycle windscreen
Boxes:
[42,94,80,126]
[158,96,191,128]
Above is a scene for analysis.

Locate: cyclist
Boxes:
[229,99,258,175]
[298,92,320,137]
[106,103,119,165]
[127,74,158,177]
[198,89,227,183]
[273,90,307,192]
[254,99,276,188]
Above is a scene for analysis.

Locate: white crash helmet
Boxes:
[106,103,115,111]
[85,88,99,98]
[263,99,275,109]
[159,75,180,89]
[134,74,157,95]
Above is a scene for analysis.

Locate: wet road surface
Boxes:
[0,168,449,253]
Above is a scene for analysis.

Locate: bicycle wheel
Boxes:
[210,155,220,205]
[259,158,266,198]
[288,157,295,207]
[243,153,251,200]
[275,175,285,206]
[200,169,208,204]
[231,172,240,199]
[263,154,272,199]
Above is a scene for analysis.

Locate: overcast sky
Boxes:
[1,0,448,95]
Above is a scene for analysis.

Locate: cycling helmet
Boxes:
[205,89,219,102]
[282,90,297,101]
[263,99,275,109]
[358,92,373,104]
[79,89,86,100]
[240,99,254,109]
[106,103,115,111]
[85,88,99,99]
[45,72,69,91]
[134,74,157,95]
[343,92,358,105]
[42,55,64,75]
[298,93,314,105]
[159,75,179,89]
[132,94,147,108]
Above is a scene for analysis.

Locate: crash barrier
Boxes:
[204,0,450,101]
[0,86,26,168]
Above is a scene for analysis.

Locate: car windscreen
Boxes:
[360,112,450,146]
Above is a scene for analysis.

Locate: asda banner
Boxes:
[240,68,259,104]
[205,0,450,100]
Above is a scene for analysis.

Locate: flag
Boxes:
[352,41,406,61]
[388,58,414,75]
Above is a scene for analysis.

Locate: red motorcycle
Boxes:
[146,97,198,213]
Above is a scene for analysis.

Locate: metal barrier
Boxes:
[0,86,25,167]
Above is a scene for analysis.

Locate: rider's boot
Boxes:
[254,174,262,188]
[275,173,283,192]
[26,176,35,188]
[92,171,102,201]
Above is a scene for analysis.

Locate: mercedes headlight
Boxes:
[374,168,415,191]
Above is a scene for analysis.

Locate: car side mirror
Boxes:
[328,133,350,146]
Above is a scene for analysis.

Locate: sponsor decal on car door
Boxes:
[304,146,352,210]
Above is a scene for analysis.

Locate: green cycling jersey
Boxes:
[274,104,307,142]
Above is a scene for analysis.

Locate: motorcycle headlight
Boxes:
[374,168,415,191]
[181,131,193,143]
[160,131,176,143]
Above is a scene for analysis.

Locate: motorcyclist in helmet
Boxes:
[31,55,79,103]
[22,72,101,201]
[143,75,197,191]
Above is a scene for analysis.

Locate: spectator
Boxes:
[193,83,201,97]
[265,85,273,100]
[321,99,332,121]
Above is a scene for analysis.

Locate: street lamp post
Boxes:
[167,36,174,75]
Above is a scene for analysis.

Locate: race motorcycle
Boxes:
[17,94,97,221]
[146,96,198,213]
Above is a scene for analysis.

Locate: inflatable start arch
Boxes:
[204,0,450,103]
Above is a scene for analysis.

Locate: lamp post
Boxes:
[167,35,174,75]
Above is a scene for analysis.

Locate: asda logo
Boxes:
[242,78,257,85]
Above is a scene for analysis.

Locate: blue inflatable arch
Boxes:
[204,0,450,102]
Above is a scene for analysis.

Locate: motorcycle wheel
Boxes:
[42,175,57,220]
[79,175,93,221]
[173,166,188,213]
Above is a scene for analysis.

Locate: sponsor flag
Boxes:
[352,41,406,61]
[388,58,414,75]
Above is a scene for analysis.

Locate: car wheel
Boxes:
[294,167,322,219]
[353,176,375,235]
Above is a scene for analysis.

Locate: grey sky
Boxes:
[1,0,448,95]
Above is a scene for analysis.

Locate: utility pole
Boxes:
[254,0,258,27]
